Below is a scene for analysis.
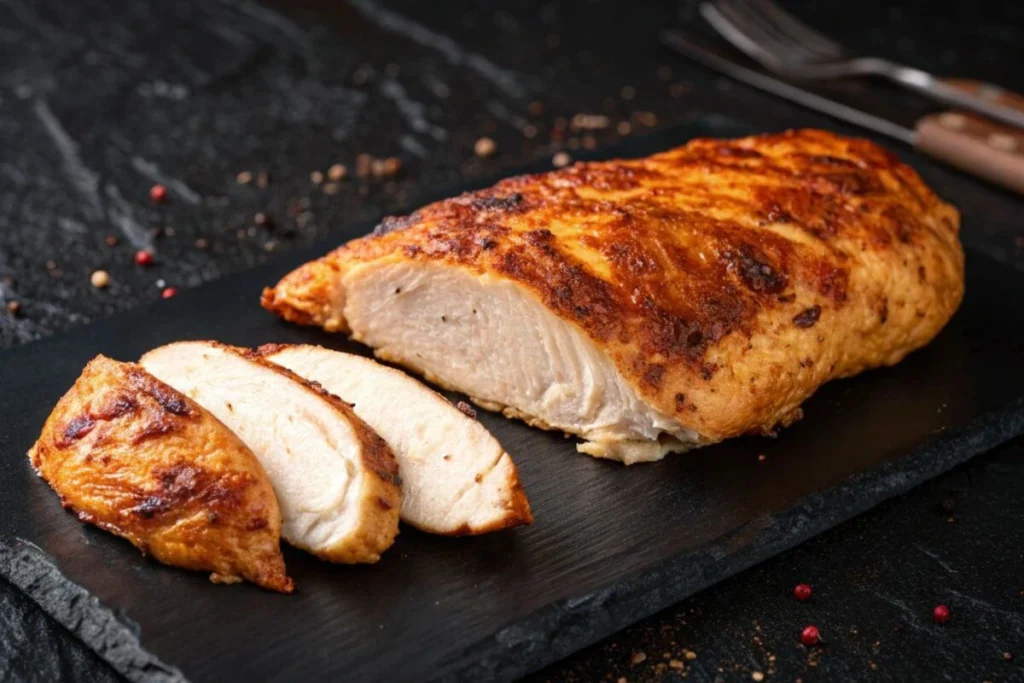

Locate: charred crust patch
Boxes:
[643,364,665,387]
[674,393,686,411]
[792,305,822,328]
[93,394,137,420]
[128,463,250,522]
[377,496,393,511]
[127,368,195,417]
[61,415,96,445]
[467,192,524,212]
[730,245,788,295]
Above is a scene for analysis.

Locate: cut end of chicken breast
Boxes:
[261,258,349,333]
[334,261,703,462]
[29,355,293,593]
[140,342,401,564]
[259,344,533,534]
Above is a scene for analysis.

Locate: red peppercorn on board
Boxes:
[2,124,1024,683]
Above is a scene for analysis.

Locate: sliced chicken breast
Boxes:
[262,129,964,463]
[29,356,293,592]
[140,342,401,563]
[259,344,533,535]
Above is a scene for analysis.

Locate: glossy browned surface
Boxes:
[28,356,293,593]
[264,129,964,445]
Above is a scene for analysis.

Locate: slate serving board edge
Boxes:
[0,537,184,683]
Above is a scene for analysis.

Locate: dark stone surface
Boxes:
[0,1,1022,681]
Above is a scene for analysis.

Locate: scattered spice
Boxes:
[310,170,324,185]
[752,672,764,682]
[933,604,950,624]
[630,651,647,665]
[571,113,610,130]
[1004,652,1013,661]
[161,287,178,299]
[149,184,167,203]
[328,163,348,181]
[527,100,544,116]
[800,625,820,646]
[134,250,154,267]
[90,270,110,289]
[256,170,270,188]
[372,157,402,178]
[164,226,176,237]
[794,583,813,601]
[195,237,209,249]
[582,135,597,150]
[254,212,270,227]
[669,659,684,670]
[6,300,21,316]
[236,171,253,184]
[552,152,571,168]
[323,182,341,195]
[474,137,497,158]
[523,124,538,139]
[684,651,697,660]
[356,153,374,178]
[617,121,632,136]
[758,454,767,463]
[105,235,119,247]
[941,495,956,512]
[156,279,166,289]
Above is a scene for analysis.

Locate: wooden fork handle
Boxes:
[914,81,1024,194]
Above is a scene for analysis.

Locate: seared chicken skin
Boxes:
[29,356,293,592]
[260,344,532,535]
[141,342,402,563]
[263,129,964,463]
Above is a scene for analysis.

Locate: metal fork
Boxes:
[701,0,1024,129]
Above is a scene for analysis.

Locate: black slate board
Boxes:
[3,121,1024,683]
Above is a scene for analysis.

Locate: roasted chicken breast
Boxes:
[29,356,293,592]
[262,129,964,463]
[260,344,532,535]
[141,342,402,563]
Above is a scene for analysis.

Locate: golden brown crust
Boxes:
[29,356,293,593]
[191,342,402,563]
[263,129,964,445]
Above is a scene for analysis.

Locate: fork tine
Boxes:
[702,0,800,65]
[727,0,822,61]
[752,0,845,60]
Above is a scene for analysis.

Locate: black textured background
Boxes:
[1,1,1022,681]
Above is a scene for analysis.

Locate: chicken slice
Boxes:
[29,356,293,592]
[140,342,401,563]
[259,344,533,535]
